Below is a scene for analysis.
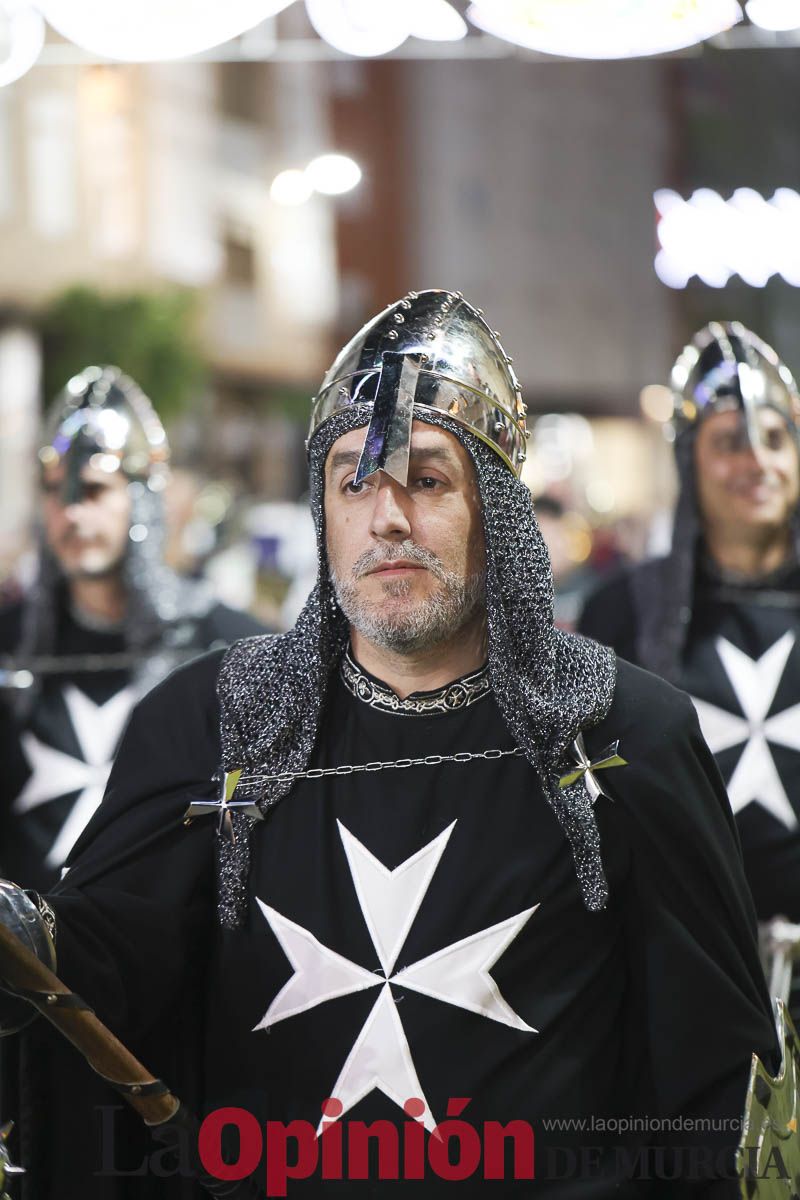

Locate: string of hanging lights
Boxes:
[1,0,798,86]
[22,0,468,65]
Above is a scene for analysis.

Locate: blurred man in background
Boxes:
[579,321,800,1009]
[0,365,263,892]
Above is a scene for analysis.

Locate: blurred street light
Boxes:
[406,0,468,42]
[639,385,675,424]
[654,187,800,287]
[746,0,800,29]
[305,0,409,57]
[466,0,743,59]
[270,168,314,206]
[36,0,287,61]
[0,0,44,86]
[305,154,361,196]
[271,154,362,204]
[305,0,465,57]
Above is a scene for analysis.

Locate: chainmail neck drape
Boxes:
[216,407,616,928]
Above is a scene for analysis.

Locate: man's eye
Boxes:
[344,479,365,495]
[417,476,441,490]
[765,429,788,451]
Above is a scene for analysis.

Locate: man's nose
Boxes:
[62,499,88,525]
[368,473,412,541]
[738,440,770,475]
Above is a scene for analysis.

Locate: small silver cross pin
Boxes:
[558,733,627,803]
[184,769,263,843]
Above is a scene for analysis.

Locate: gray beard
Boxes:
[330,542,486,654]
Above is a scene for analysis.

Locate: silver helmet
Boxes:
[669,321,800,450]
[309,289,528,483]
[38,365,169,504]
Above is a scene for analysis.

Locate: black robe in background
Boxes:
[579,561,800,934]
[0,591,265,892]
[0,592,265,1200]
[6,648,778,1197]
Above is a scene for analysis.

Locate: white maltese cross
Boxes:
[253,819,538,1130]
[692,632,800,829]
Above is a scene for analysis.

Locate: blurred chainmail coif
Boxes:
[14,488,215,721]
[12,366,215,721]
[629,433,699,684]
[216,406,617,929]
[632,321,800,682]
[630,428,800,684]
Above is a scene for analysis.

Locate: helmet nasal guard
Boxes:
[309,289,529,483]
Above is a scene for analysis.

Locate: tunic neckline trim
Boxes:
[340,649,491,717]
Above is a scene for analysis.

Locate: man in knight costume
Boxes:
[579,322,800,1016]
[0,296,784,1196]
[0,365,263,892]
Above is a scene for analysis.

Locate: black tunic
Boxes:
[10,648,776,1198]
[0,594,264,891]
[579,561,800,931]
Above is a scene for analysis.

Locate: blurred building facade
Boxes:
[0,57,338,376]
[0,46,341,567]
[2,28,800,614]
[405,58,675,414]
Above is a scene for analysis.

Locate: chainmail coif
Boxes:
[12,484,215,723]
[631,431,800,682]
[217,407,616,927]
[630,433,699,683]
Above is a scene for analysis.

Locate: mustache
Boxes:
[351,540,449,582]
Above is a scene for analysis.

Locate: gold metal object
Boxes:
[737,1001,800,1199]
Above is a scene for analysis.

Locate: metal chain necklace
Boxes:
[236,745,526,788]
[186,747,528,838]
[188,734,628,841]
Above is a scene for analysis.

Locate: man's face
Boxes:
[324,422,487,653]
[694,407,800,543]
[41,462,132,579]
